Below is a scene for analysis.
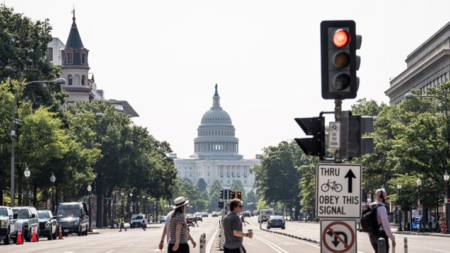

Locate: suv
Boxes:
[57,202,89,236]
[202,212,208,217]
[37,210,58,240]
[11,207,40,242]
[0,206,14,244]
[130,214,145,228]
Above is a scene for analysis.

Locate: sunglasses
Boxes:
[238,205,243,208]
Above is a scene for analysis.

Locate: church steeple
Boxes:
[65,6,84,49]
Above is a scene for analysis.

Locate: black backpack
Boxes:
[360,204,380,233]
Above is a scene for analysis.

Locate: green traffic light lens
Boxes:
[334,52,350,69]
[333,74,351,90]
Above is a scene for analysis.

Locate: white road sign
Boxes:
[321,220,357,253]
[316,164,361,219]
[328,122,340,149]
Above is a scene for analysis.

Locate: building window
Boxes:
[208,172,210,176]
[82,54,86,64]
[47,48,53,61]
[81,75,85,85]
[68,75,73,85]
[245,180,247,184]
[68,53,73,63]
[190,173,192,177]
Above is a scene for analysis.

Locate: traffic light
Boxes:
[321,20,362,99]
[219,201,224,208]
[220,189,224,199]
[294,117,325,158]
[236,191,242,201]
[230,191,236,199]
[347,115,374,159]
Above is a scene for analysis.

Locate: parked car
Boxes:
[159,215,166,223]
[267,215,285,229]
[0,206,14,244]
[57,202,89,236]
[11,207,40,242]
[37,210,58,240]
[185,214,194,226]
[202,212,208,217]
[243,211,251,217]
[194,213,203,222]
[130,214,145,228]
[212,211,220,217]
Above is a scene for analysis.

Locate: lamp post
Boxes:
[153,201,156,222]
[417,178,423,232]
[121,190,124,217]
[24,167,30,206]
[87,185,92,231]
[110,190,115,229]
[130,193,133,215]
[50,173,56,214]
[445,170,449,233]
[397,184,403,231]
[10,78,65,207]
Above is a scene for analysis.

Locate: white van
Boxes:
[258,209,274,223]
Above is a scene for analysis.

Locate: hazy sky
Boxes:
[8,0,450,159]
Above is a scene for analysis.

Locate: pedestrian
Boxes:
[142,216,147,231]
[368,189,396,253]
[167,197,196,253]
[119,215,127,232]
[159,209,173,251]
[241,213,246,226]
[223,198,253,253]
[193,215,199,227]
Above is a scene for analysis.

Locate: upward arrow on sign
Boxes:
[344,169,356,193]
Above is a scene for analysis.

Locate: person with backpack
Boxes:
[363,189,396,252]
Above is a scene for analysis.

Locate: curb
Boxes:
[394,231,450,237]
[260,228,320,245]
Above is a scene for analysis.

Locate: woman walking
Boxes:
[168,197,196,253]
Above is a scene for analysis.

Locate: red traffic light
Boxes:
[333,29,350,48]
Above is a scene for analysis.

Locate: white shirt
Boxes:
[164,211,174,243]
[374,200,395,242]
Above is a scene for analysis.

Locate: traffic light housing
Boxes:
[321,20,362,99]
[236,191,242,201]
[294,117,325,158]
[219,201,224,208]
[347,115,374,159]
[230,191,236,199]
[220,189,224,199]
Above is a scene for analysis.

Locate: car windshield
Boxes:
[37,211,50,218]
[186,214,193,218]
[57,208,80,218]
[17,209,30,219]
[0,208,8,217]
[270,216,283,220]
[132,215,143,219]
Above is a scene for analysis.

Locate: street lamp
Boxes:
[10,78,65,207]
[121,190,124,217]
[50,173,56,214]
[444,170,449,234]
[142,195,146,219]
[397,184,403,231]
[130,193,133,215]
[417,178,423,232]
[24,167,30,206]
[110,190,116,229]
[87,185,92,232]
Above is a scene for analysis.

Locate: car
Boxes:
[185,213,194,226]
[130,214,145,228]
[0,206,14,244]
[258,208,274,223]
[159,215,166,223]
[267,215,285,229]
[11,206,40,242]
[243,211,251,217]
[37,210,58,240]
[212,211,219,217]
[202,212,208,217]
[57,202,89,236]
[194,213,203,222]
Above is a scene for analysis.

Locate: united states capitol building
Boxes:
[171,85,260,193]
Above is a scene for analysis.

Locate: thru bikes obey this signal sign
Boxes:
[316,164,361,219]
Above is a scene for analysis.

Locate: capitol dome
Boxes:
[190,85,242,160]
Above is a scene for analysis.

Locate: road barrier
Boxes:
[404,237,408,253]
[31,225,38,242]
[16,226,23,245]
[219,228,224,251]
[199,233,206,253]
[58,224,63,240]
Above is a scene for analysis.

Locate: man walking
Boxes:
[369,189,396,252]
[223,199,253,253]
[119,216,127,232]
[142,216,147,231]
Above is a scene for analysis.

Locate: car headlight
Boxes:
[74,219,79,226]
[1,221,7,229]
[45,221,52,227]
[130,222,133,224]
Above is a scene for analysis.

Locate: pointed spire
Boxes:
[65,7,84,49]
[212,84,221,108]
[214,83,219,96]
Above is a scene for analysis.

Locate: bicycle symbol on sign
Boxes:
[321,180,343,193]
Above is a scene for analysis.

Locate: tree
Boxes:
[197,178,207,192]
[208,191,220,212]
[209,180,222,198]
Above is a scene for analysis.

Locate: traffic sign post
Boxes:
[329,122,341,149]
[316,164,361,219]
[321,220,357,253]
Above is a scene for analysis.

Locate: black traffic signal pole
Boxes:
[334,99,343,164]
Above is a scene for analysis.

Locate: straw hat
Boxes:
[173,197,189,209]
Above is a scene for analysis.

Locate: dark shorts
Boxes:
[224,246,246,253]
[369,231,389,253]
[168,243,189,253]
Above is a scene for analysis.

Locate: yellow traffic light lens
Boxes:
[334,52,350,69]
[333,74,351,90]
[333,30,350,48]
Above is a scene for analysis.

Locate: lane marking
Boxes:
[105,251,115,253]
[206,228,219,253]
[128,244,134,246]
[264,230,320,249]
[254,234,288,253]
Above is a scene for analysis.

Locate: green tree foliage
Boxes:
[208,191,220,212]
[197,178,207,192]
[209,180,222,198]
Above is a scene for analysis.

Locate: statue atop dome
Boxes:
[214,83,218,96]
